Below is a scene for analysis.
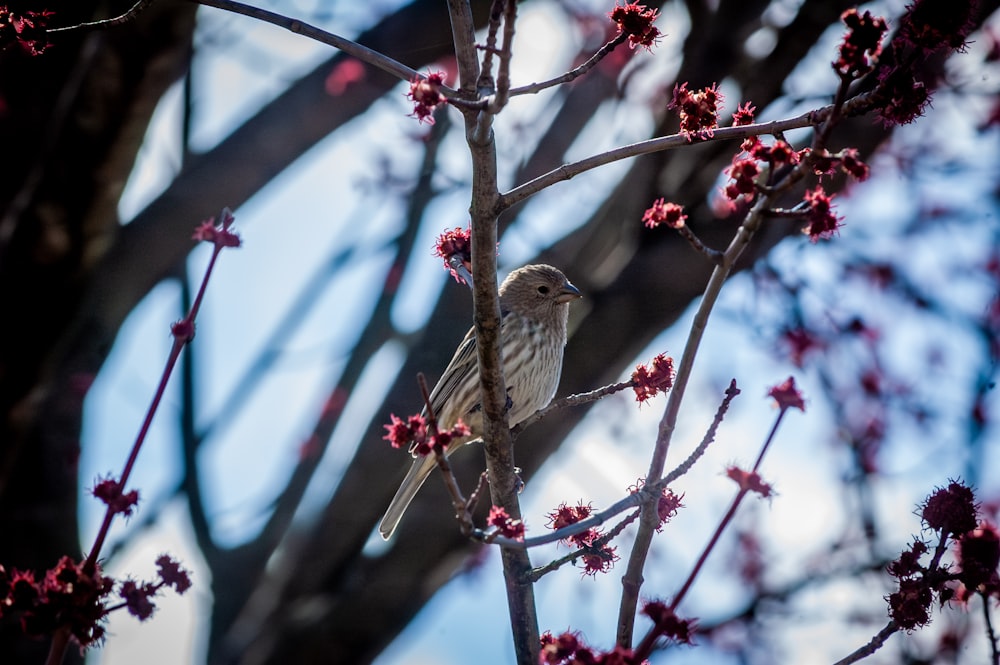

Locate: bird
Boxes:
[379,264,582,540]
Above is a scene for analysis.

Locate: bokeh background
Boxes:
[2,0,999,663]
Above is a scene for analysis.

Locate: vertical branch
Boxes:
[446,0,482,95]
[617,197,771,646]
[491,0,516,112]
[447,0,539,660]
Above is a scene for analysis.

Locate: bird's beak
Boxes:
[556,282,583,304]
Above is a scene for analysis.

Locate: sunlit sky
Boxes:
[78,2,999,664]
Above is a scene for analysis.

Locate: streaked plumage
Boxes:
[379,264,581,539]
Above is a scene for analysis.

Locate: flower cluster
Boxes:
[835,9,887,76]
[631,353,674,404]
[91,477,140,518]
[546,502,618,576]
[887,481,999,630]
[875,66,931,126]
[487,506,525,541]
[407,71,447,124]
[802,186,841,242]
[629,479,684,532]
[0,6,54,55]
[898,0,976,55]
[540,630,636,664]
[641,199,686,229]
[670,82,722,138]
[608,2,660,51]
[433,226,472,282]
[642,601,696,645]
[805,147,870,181]
[731,101,756,126]
[725,467,773,498]
[767,376,806,412]
[0,554,191,648]
[192,208,241,250]
[871,0,976,126]
[382,413,471,456]
[723,156,760,202]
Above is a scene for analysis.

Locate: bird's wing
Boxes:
[424,325,479,423]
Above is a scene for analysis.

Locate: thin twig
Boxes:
[831,622,899,665]
[488,0,517,113]
[508,33,628,97]
[675,224,724,265]
[499,89,880,211]
[512,380,633,434]
[185,0,468,99]
[47,0,155,32]
[477,0,505,93]
[527,510,640,582]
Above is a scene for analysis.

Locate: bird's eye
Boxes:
[537,285,550,295]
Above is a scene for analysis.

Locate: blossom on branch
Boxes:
[608,2,661,51]
[642,198,686,229]
[642,601,696,644]
[91,477,140,518]
[192,208,241,250]
[802,186,842,242]
[407,71,447,124]
[726,466,773,498]
[0,6,54,55]
[433,226,472,282]
[381,413,470,456]
[767,376,806,412]
[487,506,525,541]
[670,82,723,138]
[631,353,675,403]
[835,9,887,76]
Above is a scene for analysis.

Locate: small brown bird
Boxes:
[379,264,581,539]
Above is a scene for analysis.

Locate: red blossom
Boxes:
[724,156,760,200]
[629,479,684,531]
[487,506,526,540]
[898,0,977,55]
[91,477,140,517]
[119,579,157,621]
[768,376,805,412]
[192,208,241,250]
[802,186,842,242]
[642,601,696,644]
[608,2,661,51]
[731,101,756,126]
[407,71,447,124]
[0,6,54,55]
[642,198,686,229]
[670,82,723,138]
[631,353,675,404]
[888,577,934,630]
[433,226,472,282]
[956,522,1000,590]
[875,66,930,126]
[580,544,619,576]
[839,148,870,180]
[5,557,113,646]
[921,480,979,536]
[540,631,589,665]
[888,539,929,579]
[382,413,469,456]
[155,554,192,594]
[726,467,772,498]
[751,140,799,166]
[382,413,418,449]
[835,9,887,76]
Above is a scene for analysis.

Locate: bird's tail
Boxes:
[379,454,438,540]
